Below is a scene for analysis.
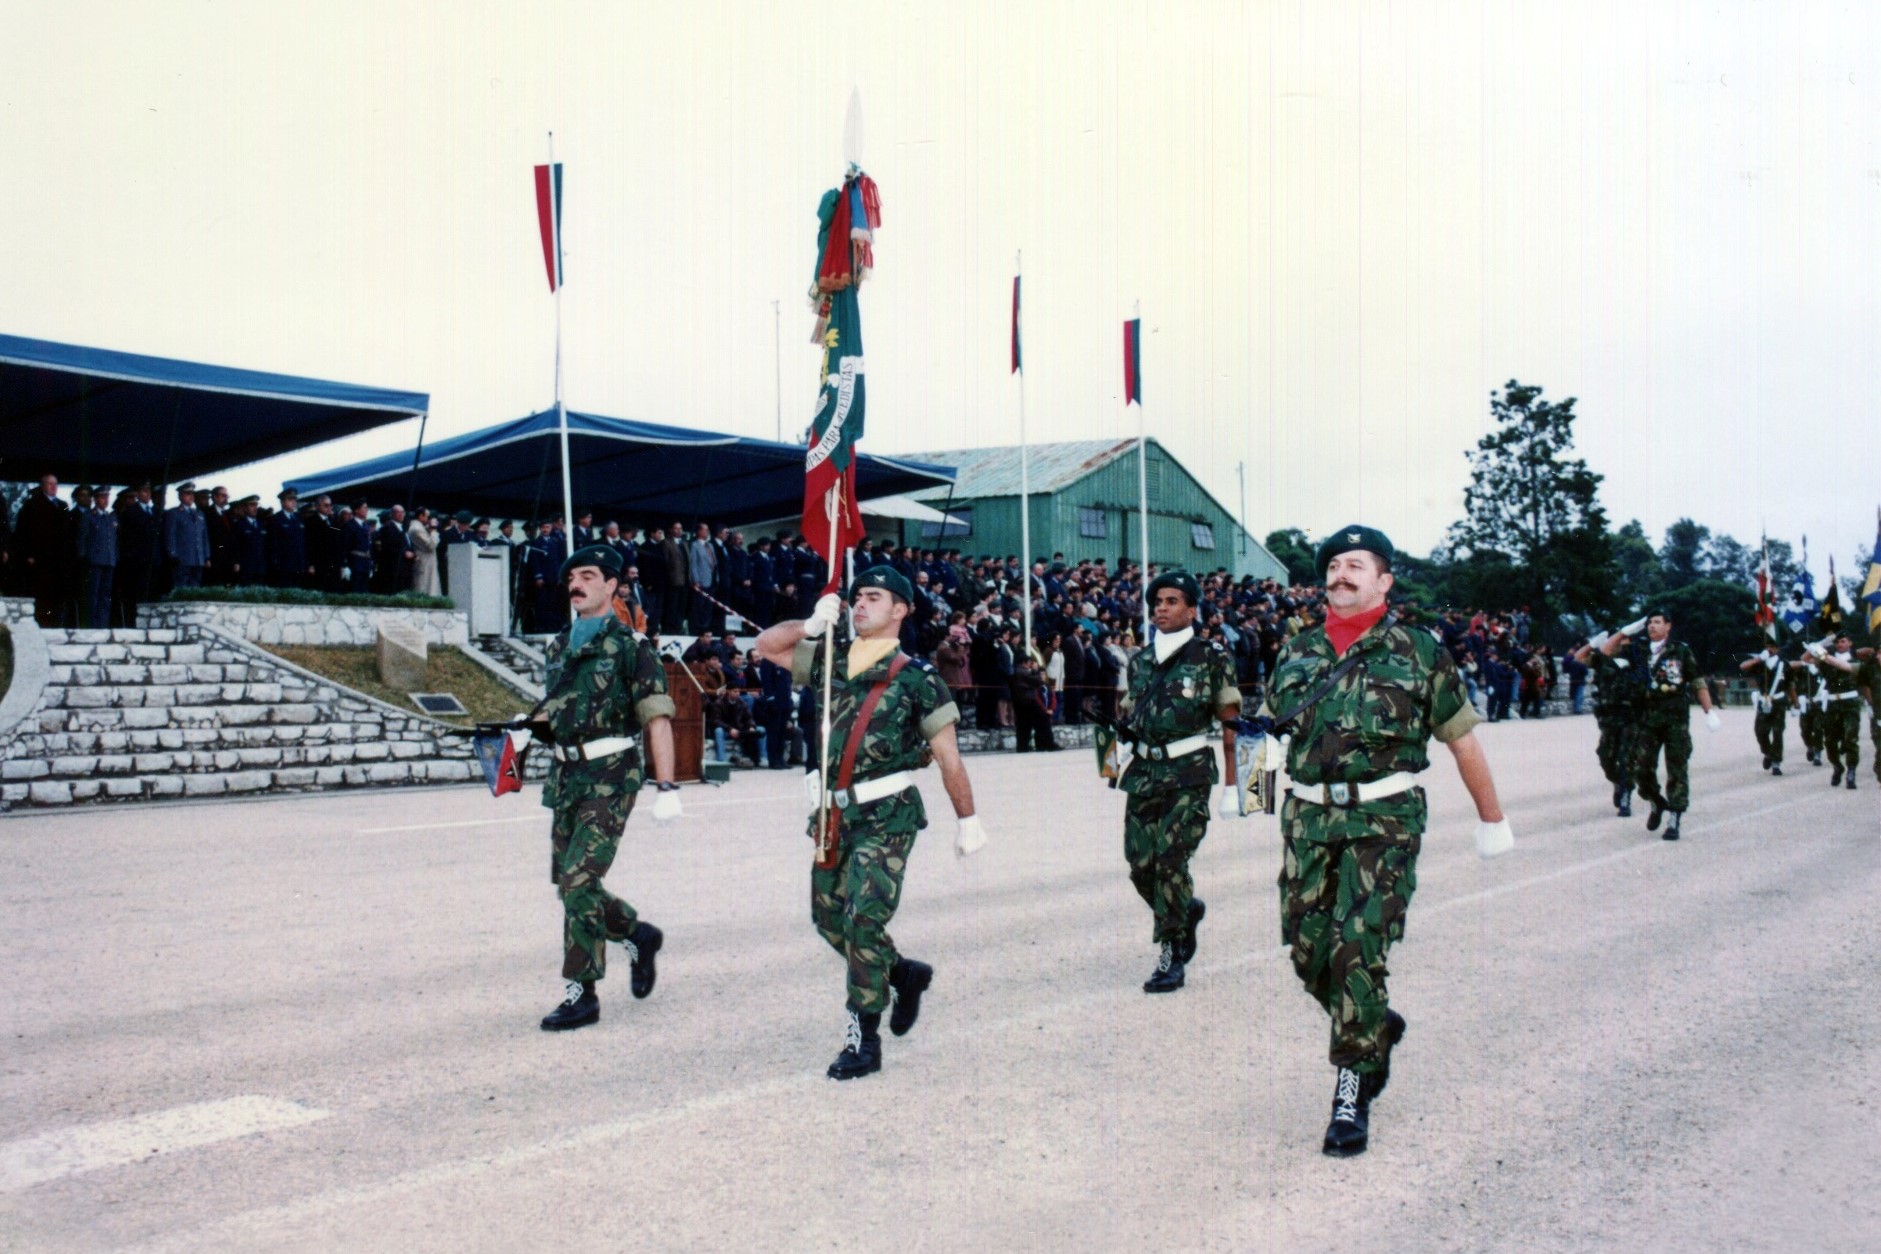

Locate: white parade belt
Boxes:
[1287,771,1419,809]
[1827,691,1862,702]
[551,735,640,763]
[832,770,915,808]
[1135,734,1210,761]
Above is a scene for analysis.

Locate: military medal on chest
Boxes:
[1180,676,1196,699]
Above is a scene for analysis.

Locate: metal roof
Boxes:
[902,439,1139,499]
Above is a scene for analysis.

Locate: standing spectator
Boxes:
[407,507,441,596]
[1060,628,1087,724]
[163,483,211,592]
[526,519,567,634]
[687,521,718,634]
[371,505,411,593]
[934,623,972,696]
[436,510,476,595]
[1563,645,1589,715]
[748,536,776,629]
[266,489,311,588]
[1010,654,1058,751]
[757,653,795,768]
[1043,633,1067,722]
[76,487,117,627]
[114,482,159,628]
[659,523,688,634]
[231,495,266,583]
[304,494,345,592]
[342,500,373,592]
[202,485,238,585]
[636,525,668,635]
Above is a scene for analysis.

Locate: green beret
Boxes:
[850,565,913,605]
[1314,524,1395,579]
[560,543,623,582]
[1145,569,1201,606]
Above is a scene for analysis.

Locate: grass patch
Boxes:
[261,644,532,727]
[164,587,454,610]
[0,625,12,703]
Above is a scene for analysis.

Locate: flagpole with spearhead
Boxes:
[1134,300,1150,643]
[816,479,841,864]
[550,132,575,547]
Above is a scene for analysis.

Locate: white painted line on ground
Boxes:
[0,1096,329,1192]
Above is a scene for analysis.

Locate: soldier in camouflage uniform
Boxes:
[1113,570,1242,994]
[1738,644,1791,776]
[1602,609,1719,839]
[1814,635,1864,790]
[755,565,985,1081]
[1261,526,1512,1157]
[1574,631,1644,814]
[531,545,682,1032]
[1791,658,1827,766]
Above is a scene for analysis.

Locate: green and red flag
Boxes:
[533,162,564,292]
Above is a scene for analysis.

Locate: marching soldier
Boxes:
[1739,642,1790,775]
[754,566,986,1081]
[1260,526,1511,1158]
[1791,656,1827,766]
[1813,634,1863,789]
[1858,647,1881,786]
[1573,621,1645,814]
[1602,609,1720,839]
[528,544,682,1032]
[1111,570,1242,994]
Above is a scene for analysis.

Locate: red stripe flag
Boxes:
[533,163,563,292]
[1011,275,1022,374]
[1122,318,1141,405]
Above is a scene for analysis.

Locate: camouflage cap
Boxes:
[560,543,623,582]
[850,565,913,605]
[1314,524,1395,578]
[1145,569,1201,606]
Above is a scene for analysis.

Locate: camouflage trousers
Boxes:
[1593,709,1637,787]
[1279,806,1420,1075]
[552,793,638,983]
[1633,705,1693,813]
[1823,701,1862,774]
[1799,707,1823,755]
[1123,787,1210,946]
[1752,705,1787,765]
[811,799,920,1015]
[1871,715,1881,782]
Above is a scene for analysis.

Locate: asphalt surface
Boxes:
[2,708,1877,1252]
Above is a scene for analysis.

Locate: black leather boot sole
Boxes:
[1177,899,1206,965]
[628,924,662,999]
[540,993,600,1032]
[887,959,933,1037]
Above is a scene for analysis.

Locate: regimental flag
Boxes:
[1753,539,1777,641]
[1860,507,1881,634]
[1011,275,1022,374]
[533,162,564,292]
[802,287,867,591]
[1123,317,1142,405]
[1780,549,1817,637]
[473,726,532,797]
[1816,556,1845,635]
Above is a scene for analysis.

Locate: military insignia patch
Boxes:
[1347,531,1360,543]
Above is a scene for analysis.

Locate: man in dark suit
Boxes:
[371,505,412,592]
[231,495,267,584]
[266,489,311,588]
[307,494,347,592]
[15,474,71,627]
[202,485,238,586]
[342,500,374,592]
[114,482,159,628]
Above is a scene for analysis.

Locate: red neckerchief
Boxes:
[1324,601,1389,657]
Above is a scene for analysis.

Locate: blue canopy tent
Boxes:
[0,333,428,484]
[288,408,955,526]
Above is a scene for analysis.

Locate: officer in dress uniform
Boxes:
[1110,570,1242,994]
[232,496,267,584]
[1260,526,1513,1157]
[1601,609,1720,839]
[1738,643,1791,775]
[754,565,987,1080]
[527,544,683,1031]
[1813,634,1864,789]
[265,489,310,588]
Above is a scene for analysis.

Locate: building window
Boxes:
[921,507,971,539]
[1078,507,1108,539]
[1146,458,1164,503]
[1190,522,1215,550]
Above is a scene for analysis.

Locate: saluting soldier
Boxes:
[1602,608,1720,839]
[1813,634,1863,790]
[528,544,683,1032]
[1573,620,1645,815]
[1738,642,1791,775]
[1261,526,1513,1157]
[754,566,986,1081]
[1111,570,1242,994]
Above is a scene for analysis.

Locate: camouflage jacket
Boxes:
[1626,637,1702,707]
[1263,618,1479,788]
[1117,633,1241,797]
[793,639,959,784]
[1588,650,1643,714]
[538,615,676,809]
[1821,653,1861,696]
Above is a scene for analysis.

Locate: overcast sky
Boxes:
[3,1,1877,570]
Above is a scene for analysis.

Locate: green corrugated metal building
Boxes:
[899,439,1287,582]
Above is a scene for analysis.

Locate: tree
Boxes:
[1657,579,1759,673]
[1658,519,1711,591]
[1445,380,1618,623]
[1703,534,1756,588]
[1263,528,1315,585]
[1612,520,1663,613]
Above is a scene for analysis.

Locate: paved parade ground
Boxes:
[2,708,1877,1252]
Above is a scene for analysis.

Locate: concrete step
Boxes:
[2,758,480,806]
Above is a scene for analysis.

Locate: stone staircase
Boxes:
[472,634,548,686]
[1,624,491,808]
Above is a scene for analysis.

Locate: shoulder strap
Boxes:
[1270,615,1396,730]
[837,653,910,790]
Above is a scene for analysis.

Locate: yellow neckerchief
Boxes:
[846,636,900,679]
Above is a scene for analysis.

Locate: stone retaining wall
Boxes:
[141,601,468,647]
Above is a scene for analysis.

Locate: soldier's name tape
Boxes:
[802,768,915,811]
[1285,771,1418,809]
[550,735,639,763]
[1133,734,1210,761]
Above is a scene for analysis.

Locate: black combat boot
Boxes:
[1143,942,1185,994]
[1663,811,1682,841]
[827,1008,882,1080]
[887,958,933,1037]
[1366,1010,1408,1101]
[1321,1067,1371,1157]
[1617,789,1632,818]
[1847,774,1858,791]
[1177,899,1206,964]
[622,922,662,999]
[1831,765,1844,787]
[1611,782,1625,808]
[1646,800,1663,832]
[1771,763,1783,776]
[540,980,599,1032]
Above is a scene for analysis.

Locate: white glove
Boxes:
[1215,783,1243,819]
[1587,631,1610,650]
[1473,818,1514,859]
[802,592,844,638]
[1612,657,1630,669]
[650,787,683,822]
[954,814,987,858]
[802,768,823,811]
[1705,710,1721,733]
[1619,617,1648,637]
[1805,642,1827,659]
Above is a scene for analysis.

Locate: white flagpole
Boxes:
[550,132,575,549]
[1017,251,1032,658]
[1135,300,1150,643]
